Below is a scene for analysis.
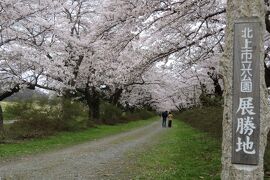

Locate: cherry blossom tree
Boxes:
[0,0,61,130]
[0,0,227,125]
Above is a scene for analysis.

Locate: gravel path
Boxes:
[3,120,18,125]
[0,120,165,180]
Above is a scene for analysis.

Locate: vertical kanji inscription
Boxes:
[232,18,261,165]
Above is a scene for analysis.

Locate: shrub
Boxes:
[100,102,124,124]
[175,106,223,139]
[60,98,88,130]
[6,98,88,139]
[4,101,30,120]
[0,129,6,142]
[199,94,223,107]
[123,109,156,121]
[99,102,156,125]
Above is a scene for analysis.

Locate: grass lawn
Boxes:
[132,120,221,180]
[0,117,157,160]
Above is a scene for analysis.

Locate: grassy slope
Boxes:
[131,120,221,180]
[0,117,157,160]
[176,106,270,177]
[176,106,223,139]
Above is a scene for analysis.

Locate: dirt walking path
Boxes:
[0,120,165,180]
[3,120,17,125]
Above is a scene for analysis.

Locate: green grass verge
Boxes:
[0,117,157,159]
[132,120,221,180]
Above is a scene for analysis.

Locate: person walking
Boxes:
[161,111,168,127]
[168,112,173,128]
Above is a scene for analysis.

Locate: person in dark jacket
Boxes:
[161,111,168,127]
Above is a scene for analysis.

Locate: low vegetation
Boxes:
[1,101,17,120]
[100,102,156,124]
[1,99,155,140]
[176,106,270,177]
[176,106,223,139]
[0,117,156,159]
[131,120,221,179]
[2,99,88,139]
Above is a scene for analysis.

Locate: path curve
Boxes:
[0,120,165,180]
[3,120,18,125]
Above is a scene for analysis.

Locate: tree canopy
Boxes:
[0,0,240,111]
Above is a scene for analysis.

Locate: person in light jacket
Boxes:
[168,112,173,128]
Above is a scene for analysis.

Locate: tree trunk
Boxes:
[0,104,3,133]
[264,62,270,87]
[85,87,101,126]
[0,84,20,101]
[86,102,94,127]
[110,88,123,107]
[85,88,93,127]
[61,96,72,121]
[221,0,270,179]
[91,87,100,123]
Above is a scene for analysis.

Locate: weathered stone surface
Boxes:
[221,0,270,179]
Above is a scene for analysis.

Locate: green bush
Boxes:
[199,94,223,107]
[60,98,88,130]
[100,102,123,124]
[4,101,30,120]
[8,111,61,139]
[175,106,223,139]
[2,102,18,120]
[124,109,156,121]
[0,129,6,142]
[99,102,156,125]
[6,98,88,139]
[134,109,155,120]
[5,98,155,139]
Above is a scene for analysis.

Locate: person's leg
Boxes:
[162,118,165,127]
[168,120,172,128]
